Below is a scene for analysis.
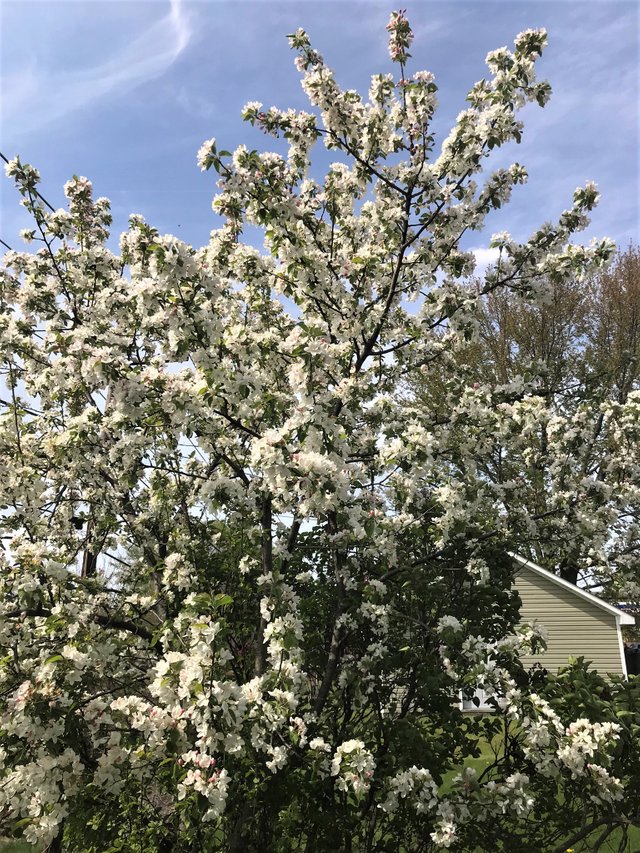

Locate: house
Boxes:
[511,553,634,677]
[461,554,635,711]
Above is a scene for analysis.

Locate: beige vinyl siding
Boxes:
[514,566,624,675]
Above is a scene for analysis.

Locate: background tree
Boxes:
[411,245,640,593]
[1,12,638,852]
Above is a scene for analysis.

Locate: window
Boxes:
[460,687,494,712]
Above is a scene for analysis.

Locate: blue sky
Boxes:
[1,0,638,262]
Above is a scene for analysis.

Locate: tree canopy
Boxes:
[411,244,640,592]
[1,12,638,852]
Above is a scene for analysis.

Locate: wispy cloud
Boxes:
[172,84,217,121]
[2,0,191,138]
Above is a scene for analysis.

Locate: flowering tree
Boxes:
[411,244,640,597]
[1,12,638,852]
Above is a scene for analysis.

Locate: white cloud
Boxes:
[2,0,191,137]
[471,247,500,273]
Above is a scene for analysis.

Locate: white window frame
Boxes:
[460,687,494,712]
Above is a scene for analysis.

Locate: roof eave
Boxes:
[509,552,636,627]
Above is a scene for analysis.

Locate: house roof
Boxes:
[509,553,636,626]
